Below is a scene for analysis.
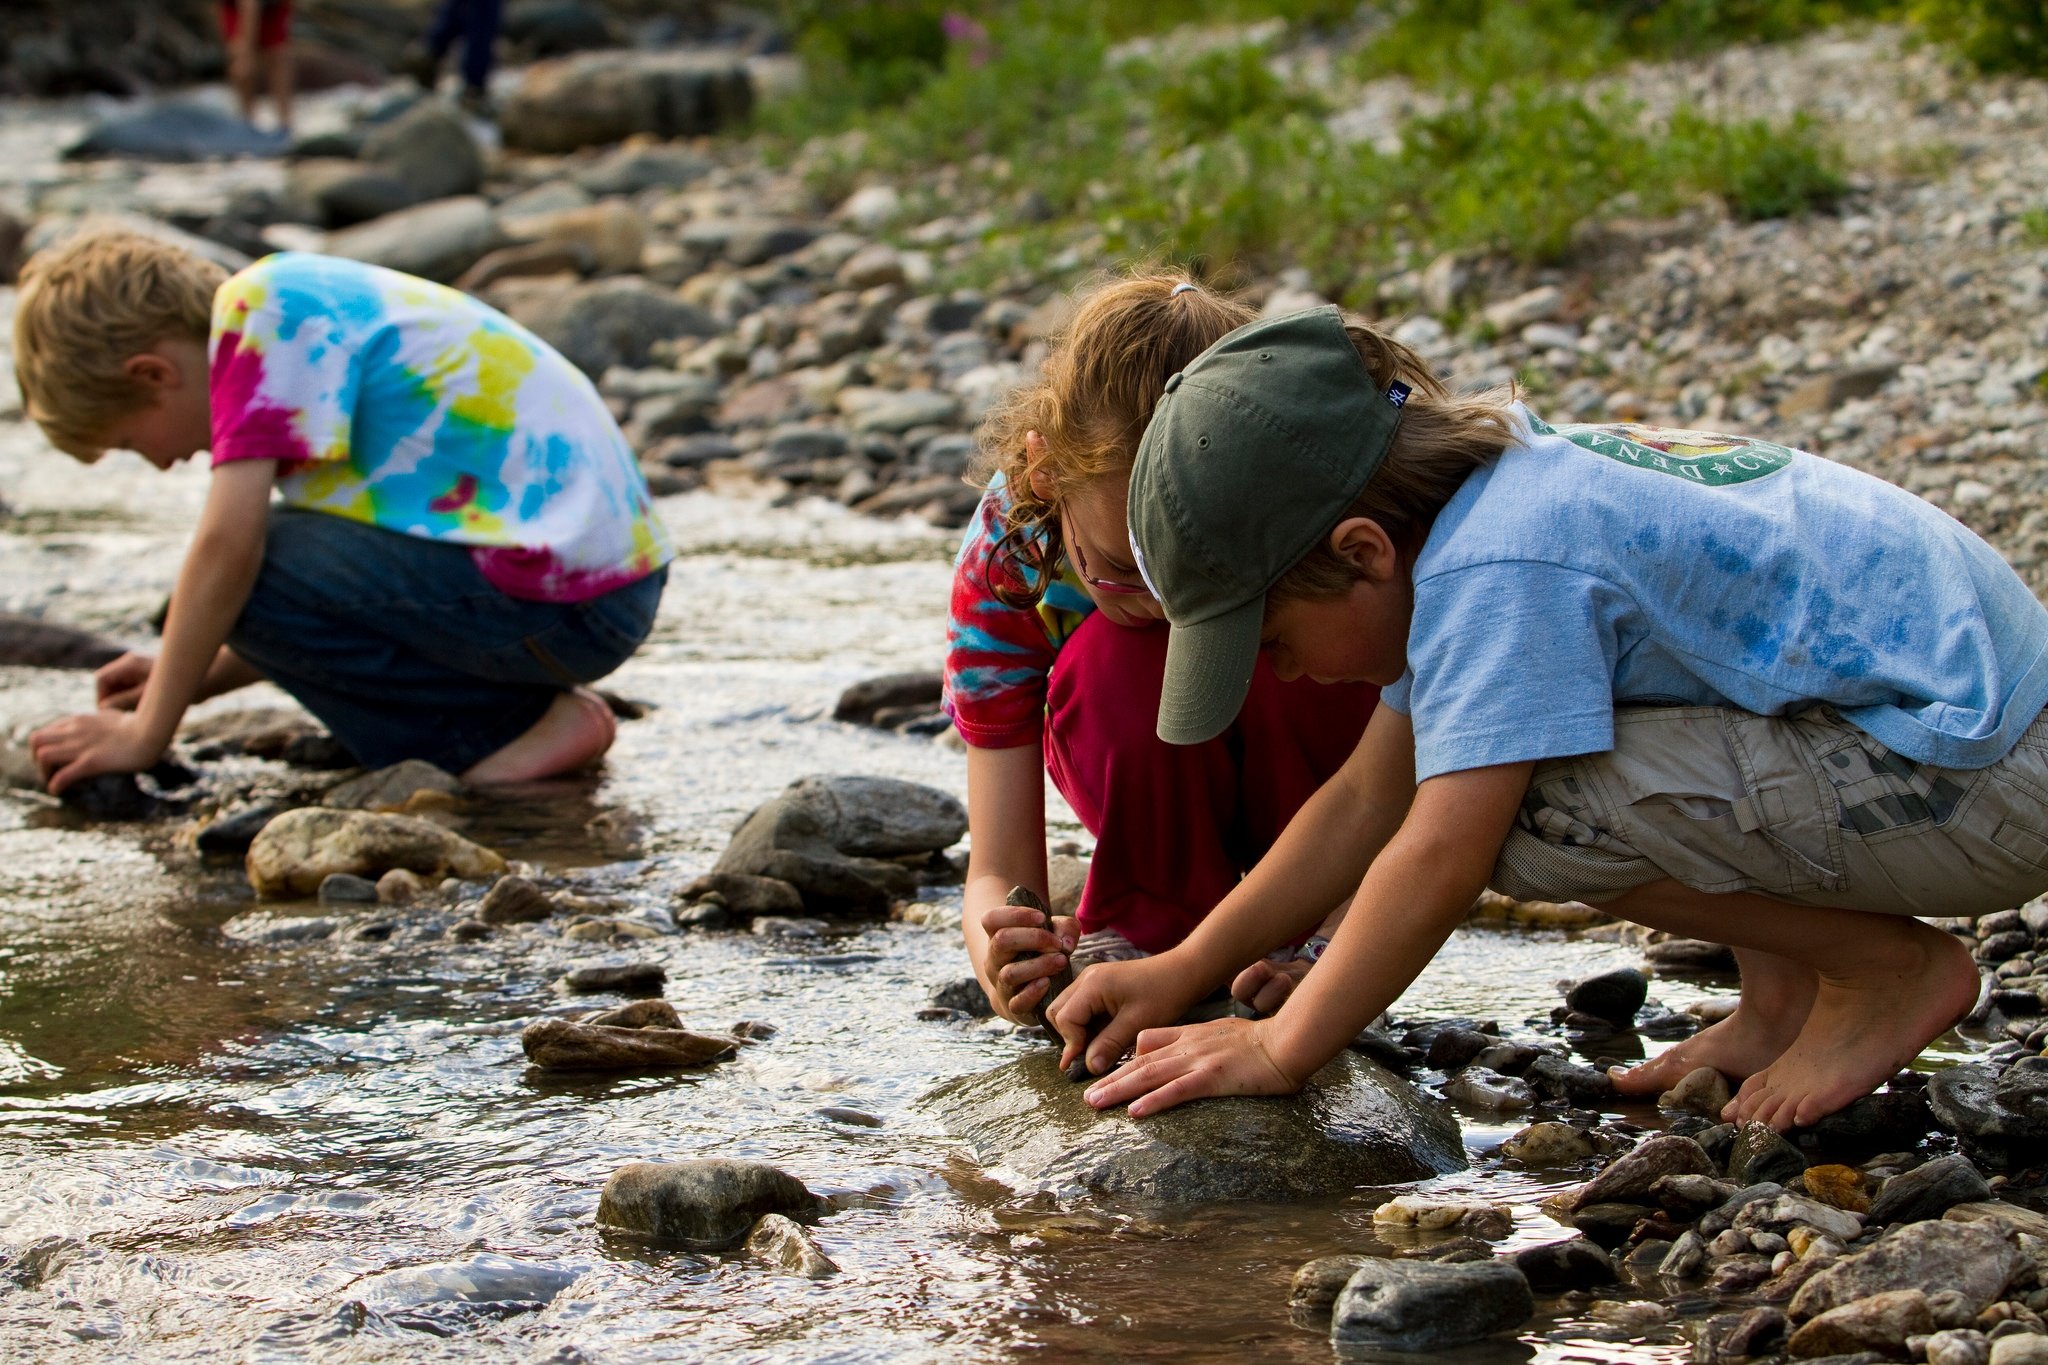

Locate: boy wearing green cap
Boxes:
[1050,305,2048,1132]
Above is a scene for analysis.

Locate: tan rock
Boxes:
[744,1212,838,1278]
[1788,1289,1932,1357]
[247,808,504,898]
[519,1018,737,1071]
[476,875,558,925]
[322,759,462,812]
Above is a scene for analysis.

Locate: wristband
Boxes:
[1294,935,1330,963]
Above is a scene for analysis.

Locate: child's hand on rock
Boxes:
[94,652,155,711]
[977,902,1078,1024]
[1049,953,1206,1078]
[1081,1016,1302,1118]
[1231,958,1310,1015]
[30,711,163,794]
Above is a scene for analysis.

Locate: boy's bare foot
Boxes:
[1610,949,1815,1096]
[463,688,616,784]
[1724,922,1979,1131]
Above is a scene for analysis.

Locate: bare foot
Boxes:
[463,688,617,784]
[1611,948,1816,1096]
[1725,923,1979,1131]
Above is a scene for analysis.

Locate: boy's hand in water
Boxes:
[1049,953,1207,1076]
[1081,1016,1303,1117]
[30,710,164,794]
[1231,957,1311,1015]
[95,652,155,711]
[977,902,1078,1024]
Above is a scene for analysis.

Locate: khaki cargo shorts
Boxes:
[1492,704,2048,919]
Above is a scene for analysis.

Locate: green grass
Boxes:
[757,0,1859,294]
[2023,206,2048,245]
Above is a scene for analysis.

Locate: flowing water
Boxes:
[0,93,1987,1364]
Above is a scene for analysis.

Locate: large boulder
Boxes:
[500,51,753,154]
[246,808,505,898]
[1789,1220,2021,1321]
[919,1048,1464,1204]
[324,196,503,283]
[506,277,721,377]
[359,101,484,204]
[714,775,966,915]
[595,1160,821,1249]
[1928,1062,2048,1168]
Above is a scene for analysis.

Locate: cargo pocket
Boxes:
[1595,707,1846,897]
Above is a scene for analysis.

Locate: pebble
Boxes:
[1441,1066,1536,1112]
[1564,968,1649,1026]
[1374,1195,1514,1238]
[1928,1330,1993,1365]
[316,872,379,904]
[555,962,668,996]
[1500,1121,1597,1165]
[476,874,559,925]
[744,1213,838,1278]
[1661,1065,1733,1117]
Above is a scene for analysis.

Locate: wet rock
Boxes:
[1442,1066,1535,1112]
[751,916,826,938]
[582,999,681,1030]
[1792,1222,2021,1321]
[1501,1121,1597,1165]
[353,1253,580,1307]
[520,1018,733,1071]
[833,671,943,727]
[1867,1154,1990,1226]
[1566,968,1649,1026]
[676,872,802,918]
[1737,1193,1865,1243]
[928,977,992,1017]
[555,962,667,996]
[1425,1026,1495,1072]
[1701,1306,1791,1360]
[595,1159,819,1250]
[376,868,425,905]
[744,1213,838,1278]
[921,1049,1463,1204]
[510,277,722,378]
[325,195,503,284]
[1514,1236,1619,1290]
[1571,1201,1656,1247]
[222,911,342,944]
[360,102,483,204]
[246,808,505,898]
[1561,1133,1717,1212]
[65,102,287,161]
[1330,1257,1535,1352]
[1662,1066,1734,1117]
[501,51,754,154]
[715,775,965,916]
[1731,1121,1811,1185]
[815,1106,881,1127]
[322,760,462,812]
[476,875,559,925]
[1798,1088,1939,1160]
[1790,1289,1933,1358]
[60,772,159,821]
[1294,1254,1375,1316]
[1644,937,1740,973]
[1928,1064,2048,1167]
[1700,1181,1785,1235]
[1656,1172,1738,1216]
[447,918,490,941]
[0,612,124,669]
[317,872,379,904]
[1803,1164,1873,1214]
[1661,1230,1709,1277]
[196,803,287,855]
[1523,1053,1617,1106]
[1375,1195,1513,1238]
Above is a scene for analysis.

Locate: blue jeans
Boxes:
[228,509,667,773]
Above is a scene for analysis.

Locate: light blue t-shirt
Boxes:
[1380,406,2048,781]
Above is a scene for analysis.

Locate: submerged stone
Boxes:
[246,808,504,898]
[1330,1257,1534,1352]
[352,1253,580,1306]
[715,774,966,916]
[519,1018,735,1071]
[556,962,667,996]
[744,1213,838,1278]
[596,1159,820,1249]
[919,1049,1463,1205]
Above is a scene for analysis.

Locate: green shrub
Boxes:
[1149,44,1327,148]
[1909,0,2048,72]
[1665,109,1848,220]
[2023,206,2048,244]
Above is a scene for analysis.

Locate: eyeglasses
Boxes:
[1065,518,1154,597]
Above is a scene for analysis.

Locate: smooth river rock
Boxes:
[246,808,504,898]
[1790,1221,2021,1321]
[919,1049,1464,1204]
[500,50,754,153]
[596,1160,821,1249]
[716,774,967,915]
[1330,1257,1535,1352]
[519,1018,735,1071]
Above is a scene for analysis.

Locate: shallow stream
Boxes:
[0,90,1987,1364]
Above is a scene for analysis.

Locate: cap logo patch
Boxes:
[1385,381,1412,408]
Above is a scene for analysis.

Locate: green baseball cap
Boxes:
[1126,305,1404,745]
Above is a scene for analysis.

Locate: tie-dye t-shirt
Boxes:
[208,252,673,603]
[943,485,1095,748]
